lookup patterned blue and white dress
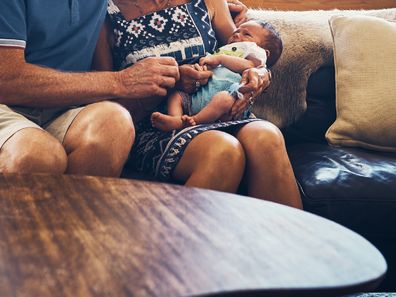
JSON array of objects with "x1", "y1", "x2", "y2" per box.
[{"x1": 107, "y1": 0, "x2": 261, "y2": 180}]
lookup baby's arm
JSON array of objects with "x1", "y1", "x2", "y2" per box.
[{"x1": 200, "y1": 54, "x2": 256, "y2": 74}]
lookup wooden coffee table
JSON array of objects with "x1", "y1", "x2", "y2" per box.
[{"x1": 0, "y1": 174, "x2": 386, "y2": 297}]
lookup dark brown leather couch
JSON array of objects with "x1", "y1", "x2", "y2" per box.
[{"x1": 284, "y1": 66, "x2": 396, "y2": 291}]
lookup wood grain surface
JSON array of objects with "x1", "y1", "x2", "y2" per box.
[
  {"x1": 243, "y1": 0, "x2": 396, "y2": 10},
  {"x1": 0, "y1": 174, "x2": 387, "y2": 297}
]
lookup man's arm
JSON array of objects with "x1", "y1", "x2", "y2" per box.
[
  {"x1": 200, "y1": 54, "x2": 255, "y2": 74},
  {"x1": 0, "y1": 48, "x2": 118, "y2": 107},
  {"x1": 0, "y1": 48, "x2": 179, "y2": 108}
]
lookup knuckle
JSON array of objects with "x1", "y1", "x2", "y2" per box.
[{"x1": 149, "y1": 83, "x2": 158, "y2": 92}]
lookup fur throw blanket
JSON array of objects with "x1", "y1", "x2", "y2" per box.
[{"x1": 249, "y1": 8, "x2": 396, "y2": 127}]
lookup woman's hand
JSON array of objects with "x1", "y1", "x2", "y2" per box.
[
  {"x1": 227, "y1": 0, "x2": 248, "y2": 27},
  {"x1": 176, "y1": 64, "x2": 212, "y2": 94},
  {"x1": 231, "y1": 67, "x2": 271, "y2": 119}
]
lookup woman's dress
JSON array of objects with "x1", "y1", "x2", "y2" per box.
[{"x1": 107, "y1": 0, "x2": 261, "y2": 180}]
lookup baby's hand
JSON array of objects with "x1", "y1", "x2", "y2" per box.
[
  {"x1": 199, "y1": 55, "x2": 221, "y2": 68},
  {"x1": 192, "y1": 63, "x2": 207, "y2": 72}
]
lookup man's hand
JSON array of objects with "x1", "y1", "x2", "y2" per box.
[
  {"x1": 117, "y1": 57, "x2": 180, "y2": 99},
  {"x1": 176, "y1": 64, "x2": 212, "y2": 94},
  {"x1": 231, "y1": 67, "x2": 271, "y2": 119},
  {"x1": 227, "y1": 0, "x2": 248, "y2": 27}
]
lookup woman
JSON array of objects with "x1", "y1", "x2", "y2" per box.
[{"x1": 93, "y1": 0, "x2": 302, "y2": 209}]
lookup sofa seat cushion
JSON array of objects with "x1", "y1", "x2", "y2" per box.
[{"x1": 288, "y1": 143, "x2": 396, "y2": 239}]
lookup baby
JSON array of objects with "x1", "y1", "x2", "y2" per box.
[{"x1": 151, "y1": 19, "x2": 283, "y2": 131}]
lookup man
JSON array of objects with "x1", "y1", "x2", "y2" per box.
[{"x1": 0, "y1": 0, "x2": 252, "y2": 177}]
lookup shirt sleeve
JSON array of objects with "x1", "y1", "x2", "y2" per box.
[{"x1": 0, "y1": 0, "x2": 27, "y2": 48}]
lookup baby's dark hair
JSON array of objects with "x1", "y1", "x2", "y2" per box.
[{"x1": 251, "y1": 19, "x2": 283, "y2": 68}]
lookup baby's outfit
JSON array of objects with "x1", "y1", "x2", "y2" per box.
[{"x1": 185, "y1": 41, "x2": 267, "y2": 119}]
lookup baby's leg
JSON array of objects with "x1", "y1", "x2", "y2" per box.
[
  {"x1": 151, "y1": 91, "x2": 191, "y2": 131},
  {"x1": 192, "y1": 91, "x2": 235, "y2": 125},
  {"x1": 167, "y1": 91, "x2": 184, "y2": 116}
]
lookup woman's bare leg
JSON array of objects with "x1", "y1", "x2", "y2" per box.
[
  {"x1": 173, "y1": 130, "x2": 245, "y2": 192},
  {"x1": 235, "y1": 121, "x2": 302, "y2": 209}
]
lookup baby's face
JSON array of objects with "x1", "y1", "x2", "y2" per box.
[{"x1": 227, "y1": 21, "x2": 267, "y2": 47}]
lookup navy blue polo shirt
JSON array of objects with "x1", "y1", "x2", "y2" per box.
[{"x1": 0, "y1": 0, "x2": 107, "y2": 71}]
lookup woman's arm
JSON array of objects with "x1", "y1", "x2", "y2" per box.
[
  {"x1": 227, "y1": 0, "x2": 249, "y2": 27},
  {"x1": 205, "y1": 0, "x2": 236, "y2": 46},
  {"x1": 176, "y1": 0, "x2": 236, "y2": 93},
  {"x1": 92, "y1": 18, "x2": 114, "y2": 71}
]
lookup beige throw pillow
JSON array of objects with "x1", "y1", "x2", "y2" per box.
[
  {"x1": 247, "y1": 9, "x2": 396, "y2": 127},
  {"x1": 326, "y1": 16, "x2": 396, "y2": 152}
]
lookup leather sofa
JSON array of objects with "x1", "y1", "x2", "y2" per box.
[{"x1": 283, "y1": 66, "x2": 396, "y2": 291}]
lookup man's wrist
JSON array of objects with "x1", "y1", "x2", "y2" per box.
[{"x1": 112, "y1": 70, "x2": 129, "y2": 99}]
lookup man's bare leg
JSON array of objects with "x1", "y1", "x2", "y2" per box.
[
  {"x1": 63, "y1": 101, "x2": 134, "y2": 177},
  {"x1": 0, "y1": 128, "x2": 68, "y2": 174}
]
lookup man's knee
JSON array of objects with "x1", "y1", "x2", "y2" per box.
[
  {"x1": 96, "y1": 101, "x2": 134, "y2": 131},
  {"x1": 64, "y1": 101, "x2": 134, "y2": 175},
  {"x1": 66, "y1": 101, "x2": 134, "y2": 151},
  {"x1": 16, "y1": 143, "x2": 67, "y2": 174},
  {"x1": 108, "y1": 102, "x2": 135, "y2": 145},
  {"x1": 0, "y1": 129, "x2": 67, "y2": 174}
]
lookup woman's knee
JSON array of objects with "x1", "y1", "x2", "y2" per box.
[
  {"x1": 238, "y1": 121, "x2": 285, "y2": 153},
  {"x1": 198, "y1": 131, "x2": 245, "y2": 167},
  {"x1": 0, "y1": 129, "x2": 67, "y2": 174},
  {"x1": 173, "y1": 130, "x2": 245, "y2": 191},
  {"x1": 174, "y1": 130, "x2": 246, "y2": 181}
]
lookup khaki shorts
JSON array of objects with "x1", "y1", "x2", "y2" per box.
[{"x1": 0, "y1": 104, "x2": 85, "y2": 149}]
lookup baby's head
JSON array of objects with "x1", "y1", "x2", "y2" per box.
[{"x1": 228, "y1": 19, "x2": 283, "y2": 67}]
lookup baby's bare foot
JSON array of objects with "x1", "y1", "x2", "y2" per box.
[
  {"x1": 151, "y1": 112, "x2": 187, "y2": 131},
  {"x1": 181, "y1": 115, "x2": 197, "y2": 126}
]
